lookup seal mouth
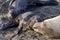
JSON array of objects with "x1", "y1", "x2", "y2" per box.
[
  {"x1": 32, "y1": 23, "x2": 40, "y2": 32},
  {"x1": 33, "y1": 27, "x2": 39, "y2": 32}
]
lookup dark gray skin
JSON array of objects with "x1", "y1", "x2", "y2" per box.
[{"x1": 8, "y1": 0, "x2": 58, "y2": 19}]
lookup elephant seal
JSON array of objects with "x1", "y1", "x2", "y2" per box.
[
  {"x1": 7, "y1": 0, "x2": 58, "y2": 19},
  {"x1": 33, "y1": 15, "x2": 60, "y2": 38}
]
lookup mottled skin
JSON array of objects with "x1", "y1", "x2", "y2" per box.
[{"x1": 33, "y1": 15, "x2": 60, "y2": 38}]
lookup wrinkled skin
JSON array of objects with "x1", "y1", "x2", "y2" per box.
[{"x1": 7, "y1": 0, "x2": 58, "y2": 19}]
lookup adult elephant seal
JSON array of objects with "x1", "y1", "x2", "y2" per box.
[
  {"x1": 33, "y1": 15, "x2": 60, "y2": 38},
  {"x1": 7, "y1": 0, "x2": 58, "y2": 19}
]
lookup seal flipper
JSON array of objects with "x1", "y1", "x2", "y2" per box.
[{"x1": 0, "y1": 20, "x2": 19, "y2": 31}]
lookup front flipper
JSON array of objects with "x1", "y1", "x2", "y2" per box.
[{"x1": 0, "y1": 20, "x2": 19, "y2": 31}]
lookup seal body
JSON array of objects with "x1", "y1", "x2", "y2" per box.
[
  {"x1": 33, "y1": 15, "x2": 60, "y2": 38},
  {"x1": 7, "y1": 0, "x2": 58, "y2": 19}
]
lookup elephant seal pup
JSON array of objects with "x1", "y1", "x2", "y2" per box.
[{"x1": 33, "y1": 15, "x2": 60, "y2": 38}]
